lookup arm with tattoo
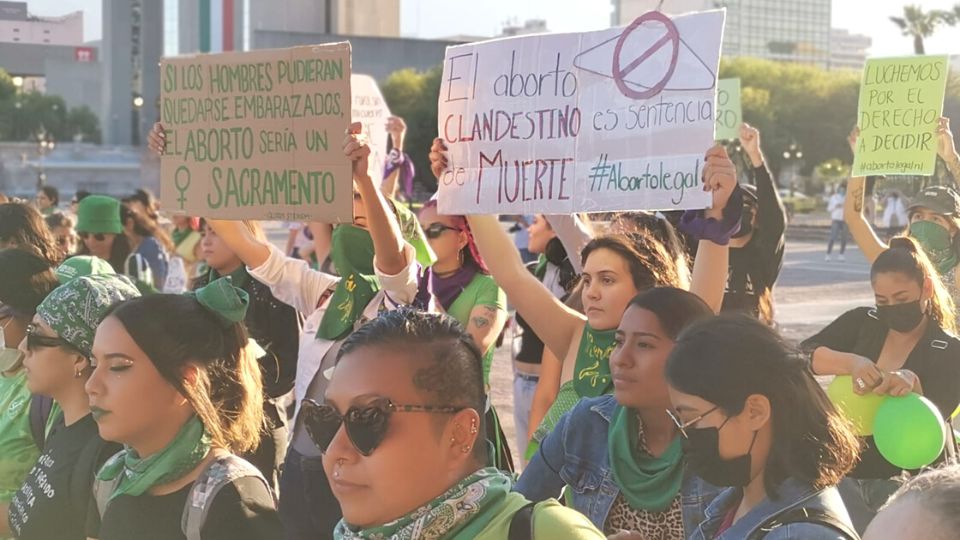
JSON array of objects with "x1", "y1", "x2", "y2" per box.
[{"x1": 466, "y1": 304, "x2": 507, "y2": 356}]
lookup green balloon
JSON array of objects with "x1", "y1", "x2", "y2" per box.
[
  {"x1": 873, "y1": 394, "x2": 945, "y2": 470},
  {"x1": 826, "y1": 375, "x2": 886, "y2": 435}
]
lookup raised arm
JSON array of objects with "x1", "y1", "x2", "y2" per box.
[
  {"x1": 545, "y1": 214, "x2": 594, "y2": 274},
  {"x1": 687, "y1": 145, "x2": 736, "y2": 313},
  {"x1": 430, "y1": 138, "x2": 586, "y2": 361},
  {"x1": 937, "y1": 116, "x2": 960, "y2": 186},
  {"x1": 346, "y1": 122, "x2": 408, "y2": 275},
  {"x1": 844, "y1": 127, "x2": 887, "y2": 263}
]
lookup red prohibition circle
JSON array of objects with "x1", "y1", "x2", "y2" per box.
[{"x1": 612, "y1": 11, "x2": 681, "y2": 100}]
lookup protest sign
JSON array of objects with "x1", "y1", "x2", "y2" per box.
[
  {"x1": 352, "y1": 74, "x2": 392, "y2": 183},
  {"x1": 436, "y1": 9, "x2": 724, "y2": 215},
  {"x1": 715, "y1": 78, "x2": 741, "y2": 141},
  {"x1": 159, "y1": 43, "x2": 353, "y2": 222},
  {"x1": 852, "y1": 55, "x2": 949, "y2": 177}
]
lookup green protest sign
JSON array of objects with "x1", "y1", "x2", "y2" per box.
[
  {"x1": 715, "y1": 78, "x2": 741, "y2": 141},
  {"x1": 159, "y1": 43, "x2": 353, "y2": 222},
  {"x1": 852, "y1": 55, "x2": 948, "y2": 177}
]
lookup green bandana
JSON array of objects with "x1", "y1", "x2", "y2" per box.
[
  {"x1": 318, "y1": 225, "x2": 380, "y2": 341},
  {"x1": 574, "y1": 325, "x2": 617, "y2": 398},
  {"x1": 171, "y1": 228, "x2": 192, "y2": 247},
  {"x1": 911, "y1": 220, "x2": 959, "y2": 275},
  {"x1": 207, "y1": 264, "x2": 250, "y2": 290},
  {"x1": 608, "y1": 406, "x2": 684, "y2": 512},
  {"x1": 334, "y1": 467, "x2": 510, "y2": 540},
  {"x1": 96, "y1": 416, "x2": 211, "y2": 501},
  {"x1": 185, "y1": 277, "x2": 250, "y2": 328},
  {"x1": 526, "y1": 380, "x2": 579, "y2": 460}
]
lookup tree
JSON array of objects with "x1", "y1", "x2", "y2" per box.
[
  {"x1": 0, "y1": 67, "x2": 102, "y2": 143},
  {"x1": 381, "y1": 66, "x2": 443, "y2": 194},
  {"x1": 889, "y1": 5, "x2": 952, "y2": 55}
]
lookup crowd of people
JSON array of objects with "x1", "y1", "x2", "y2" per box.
[{"x1": 0, "y1": 108, "x2": 957, "y2": 540}]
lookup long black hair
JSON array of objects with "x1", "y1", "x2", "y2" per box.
[
  {"x1": 666, "y1": 315, "x2": 860, "y2": 496},
  {"x1": 0, "y1": 203, "x2": 61, "y2": 266}
]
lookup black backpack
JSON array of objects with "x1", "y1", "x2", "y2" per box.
[
  {"x1": 748, "y1": 506, "x2": 861, "y2": 540},
  {"x1": 508, "y1": 502, "x2": 536, "y2": 540}
]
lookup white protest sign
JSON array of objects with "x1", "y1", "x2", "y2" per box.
[
  {"x1": 437, "y1": 10, "x2": 724, "y2": 215},
  {"x1": 352, "y1": 74, "x2": 392, "y2": 182}
]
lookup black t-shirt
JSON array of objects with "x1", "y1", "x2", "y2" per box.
[
  {"x1": 87, "y1": 476, "x2": 282, "y2": 540},
  {"x1": 801, "y1": 307, "x2": 960, "y2": 478},
  {"x1": 8, "y1": 413, "x2": 117, "y2": 540},
  {"x1": 722, "y1": 165, "x2": 787, "y2": 319}
]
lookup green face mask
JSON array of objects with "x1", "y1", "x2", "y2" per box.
[{"x1": 910, "y1": 220, "x2": 959, "y2": 275}]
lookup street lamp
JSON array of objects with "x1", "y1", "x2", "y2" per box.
[
  {"x1": 133, "y1": 95, "x2": 144, "y2": 108},
  {"x1": 11, "y1": 76, "x2": 23, "y2": 90},
  {"x1": 35, "y1": 128, "x2": 56, "y2": 190},
  {"x1": 782, "y1": 143, "x2": 803, "y2": 194}
]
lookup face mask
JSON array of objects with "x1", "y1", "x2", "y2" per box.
[
  {"x1": 910, "y1": 220, "x2": 958, "y2": 275},
  {"x1": 682, "y1": 418, "x2": 757, "y2": 487},
  {"x1": 876, "y1": 300, "x2": 925, "y2": 333}
]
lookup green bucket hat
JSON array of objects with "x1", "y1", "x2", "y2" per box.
[
  {"x1": 36, "y1": 274, "x2": 141, "y2": 356},
  {"x1": 76, "y1": 195, "x2": 123, "y2": 235},
  {"x1": 56, "y1": 256, "x2": 116, "y2": 285}
]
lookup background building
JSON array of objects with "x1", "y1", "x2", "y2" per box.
[
  {"x1": 613, "y1": 0, "x2": 865, "y2": 71},
  {"x1": 0, "y1": 1, "x2": 82, "y2": 45}
]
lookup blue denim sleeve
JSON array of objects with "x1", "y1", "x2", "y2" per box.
[
  {"x1": 138, "y1": 237, "x2": 168, "y2": 288},
  {"x1": 764, "y1": 522, "x2": 851, "y2": 540},
  {"x1": 513, "y1": 410, "x2": 571, "y2": 502}
]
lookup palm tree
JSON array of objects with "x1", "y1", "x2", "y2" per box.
[{"x1": 889, "y1": 5, "x2": 951, "y2": 54}]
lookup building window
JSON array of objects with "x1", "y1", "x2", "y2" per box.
[
  {"x1": 43, "y1": 38, "x2": 50, "y2": 43},
  {"x1": 12, "y1": 28, "x2": 19, "y2": 32},
  {"x1": 43, "y1": 29, "x2": 50, "y2": 34},
  {"x1": 13, "y1": 37, "x2": 19, "y2": 41}
]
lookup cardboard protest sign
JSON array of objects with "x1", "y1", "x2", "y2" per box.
[
  {"x1": 160, "y1": 43, "x2": 353, "y2": 222},
  {"x1": 852, "y1": 55, "x2": 949, "y2": 177},
  {"x1": 436, "y1": 10, "x2": 724, "y2": 215},
  {"x1": 715, "y1": 78, "x2": 741, "y2": 141},
  {"x1": 351, "y1": 74, "x2": 392, "y2": 183}
]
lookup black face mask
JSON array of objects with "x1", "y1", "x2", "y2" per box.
[
  {"x1": 876, "y1": 300, "x2": 925, "y2": 333},
  {"x1": 732, "y1": 205, "x2": 756, "y2": 240},
  {"x1": 682, "y1": 419, "x2": 758, "y2": 487}
]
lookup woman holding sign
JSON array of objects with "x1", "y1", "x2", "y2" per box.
[
  {"x1": 846, "y1": 126, "x2": 960, "y2": 327},
  {"x1": 801, "y1": 237, "x2": 960, "y2": 533},
  {"x1": 148, "y1": 121, "x2": 434, "y2": 540},
  {"x1": 430, "y1": 139, "x2": 738, "y2": 458}
]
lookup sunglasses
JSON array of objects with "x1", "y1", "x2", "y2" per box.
[
  {"x1": 423, "y1": 223, "x2": 460, "y2": 240},
  {"x1": 301, "y1": 397, "x2": 465, "y2": 456},
  {"x1": 666, "y1": 405, "x2": 719, "y2": 439},
  {"x1": 25, "y1": 323, "x2": 75, "y2": 352},
  {"x1": 77, "y1": 232, "x2": 107, "y2": 242}
]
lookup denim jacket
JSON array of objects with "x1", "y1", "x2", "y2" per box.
[
  {"x1": 688, "y1": 478, "x2": 857, "y2": 540},
  {"x1": 514, "y1": 395, "x2": 720, "y2": 534}
]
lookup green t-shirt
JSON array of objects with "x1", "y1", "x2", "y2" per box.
[
  {"x1": 446, "y1": 273, "x2": 506, "y2": 384},
  {"x1": 0, "y1": 372, "x2": 41, "y2": 503}
]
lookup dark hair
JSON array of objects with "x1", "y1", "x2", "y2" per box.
[
  {"x1": 73, "y1": 190, "x2": 91, "y2": 203},
  {"x1": 120, "y1": 204, "x2": 174, "y2": 252},
  {"x1": 580, "y1": 232, "x2": 682, "y2": 291},
  {"x1": 0, "y1": 248, "x2": 59, "y2": 317},
  {"x1": 76, "y1": 228, "x2": 132, "y2": 274},
  {"x1": 666, "y1": 315, "x2": 860, "y2": 496},
  {"x1": 420, "y1": 200, "x2": 488, "y2": 273},
  {"x1": 44, "y1": 212, "x2": 74, "y2": 231},
  {"x1": 0, "y1": 202, "x2": 62, "y2": 266},
  {"x1": 39, "y1": 186, "x2": 59, "y2": 206},
  {"x1": 872, "y1": 236, "x2": 956, "y2": 334},
  {"x1": 123, "y1": 188, "x2": 159, "y2": 222},
  {"x1": 612, "y1": 212, "x2": 690, "y2": 271},
  {"x1": 628, "y1": 287, "x2": 714, "y2": 340},
  {"x1": 337, "y1": 308, "x2": 487, "y2": 463},
  {"x1": 108, "y1": 295, "x2": 264, "y2": 453}
]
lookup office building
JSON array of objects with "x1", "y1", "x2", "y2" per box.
[
  {"x1": 829, "y1": 28, "x2": 871, "y2": 71},
  {"x1": 0, "y1": 1, "x2": 83, "y2": 46},
  {"x1": 613, "y1": 0, "x2": 833, "y2": 68}
]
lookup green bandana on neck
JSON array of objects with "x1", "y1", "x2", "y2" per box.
[
  {"x1": 574, "y1": 325, "x2": 617, "y2": 398},
  {"x1": 334, "y1": 467, "x2": 511, "y2": 540},
  {"x1": 208, "y1": 264, "x2": 250, "y2": 290},
  {"x1": 318, "y1": 225, "x2": 380, "y2": 341},
  {"x1": 608, "y1": 406, "x2": 684, "y2": 512},
  {"x1": 96, "y1": 416, "x2": 211, "y2": 501}
]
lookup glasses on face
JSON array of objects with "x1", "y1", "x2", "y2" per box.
[
  {"x1": 25, "y1": 323, "x2": 75, "y2": 352},
  {"x1": 77, "y1": 232, "x2": 106, "y2": 242},
  {"x1": 666, "y1": 405, "x2": 720, "y2": 439},
  {"x1": 301, "y1": 397, "x2": 465, "y2": 456},
  {"x1": 423, "y1": 223, "x2": 459, "y2": 240}
]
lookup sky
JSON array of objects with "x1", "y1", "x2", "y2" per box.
[{"x1": 22, "y1": 0, "x2": 960, "y2": 57}]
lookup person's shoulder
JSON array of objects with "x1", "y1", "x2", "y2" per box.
[
  {"x1": 203, "y1": 475, "x2": 278, "y2": 526},
  {"x1": 760, "y1": 521, "x2": 853, "y2": 540},
  {"x1": 531, "y1": 499, "x2": 605, "y2": 539}
]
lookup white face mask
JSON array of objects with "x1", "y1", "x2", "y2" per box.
[{"x1": 0, "y1": 319, "x2": 25, "y2": 374}]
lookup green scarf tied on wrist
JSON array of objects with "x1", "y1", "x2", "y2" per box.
[
  {"x1": 334, "y1": 467, "x2": 511, "y2": 540},
  {"x1": 317, "y1": 199, "x2": 435, "y2": 341},
  {"x1": 607, "y1": 405, "x2": 684, "y2": 512},
  {"x1": 96, "y1": 415, "x2": 211, "y2": 501}
]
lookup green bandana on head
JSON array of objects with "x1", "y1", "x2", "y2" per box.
[
  {"x1": 574, "y1": 325, "x2": 617, "y2": 398},
  {"x1": 334, "y1": 467, "x2": 510, "y2": 540},
  {"x1": 607, "y1": 405, "x2": 684, "y2": 512},
  {"x1": 185, "y1": 277, "x2": 250, "y2": 328},
  {"x1": 910, "y1": 220, "x2": 959, "y2": 275},
  {"x1": 96, "y1": 415, "x2": 211, "y2": 501}
]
